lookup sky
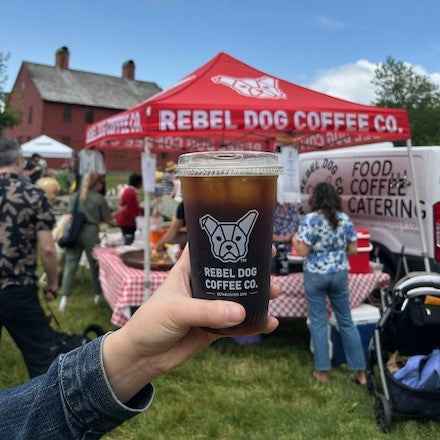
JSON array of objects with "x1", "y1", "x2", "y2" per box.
[{"x1": 3, "y1": 0, "x2": 440, "y2": 105}]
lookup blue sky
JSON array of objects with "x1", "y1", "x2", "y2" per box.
[{"x1": 3, "y1": 0, "x2": 440, "y2": 104}]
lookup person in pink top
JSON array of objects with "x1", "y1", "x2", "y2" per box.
[{"x1": 115, "y1": 173, "x2": 143, "y2": 244}]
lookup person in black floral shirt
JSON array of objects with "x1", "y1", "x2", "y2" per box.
[{"x1": 0, "y1": 139, "x2": 59, "y2": 378}]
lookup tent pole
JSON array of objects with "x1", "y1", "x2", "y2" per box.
[
  {"x1": 143, "y1": 143, "x2": 151, "y2": 300},
  {"x1": 406, "y1": 138, "x2": 430, "y2": 272}
]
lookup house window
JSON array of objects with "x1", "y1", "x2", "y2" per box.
[
  {"x1": 63, "y1": 105, "x2": 72, "y2": 122},
  {"x1": 61, "y1": 137, "x2": 71, "y2": 146},
  {"x1": 28, "y1": 106, "x2": 33, "y2": 124},
  {"x1": 85, "y1": 108, "x2": 94, "y2": 124}
]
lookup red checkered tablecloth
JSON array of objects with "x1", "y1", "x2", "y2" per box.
[
  {"x1": 269, "y1": 271, "x2": 390, "y2": 317},
  {"x1": 94, "y1": 247, "x2": 168, "y2": 327},
  {"x1": 94, "y1": 247, "x2": 390, "y2": 327}
]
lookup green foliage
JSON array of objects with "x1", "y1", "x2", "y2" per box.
[
  {"x1": 0, "y1": 105, "x2": 21, "y2": 136},
  {"x1": 372, "y1": 56, "x2": 440, "y2": 145},
  {"x1": 0, "y1": 51, "x2": 21, "y2": 136},
  {"x1": 0, "y1": 52, "x2": 9, "y2": 92}
]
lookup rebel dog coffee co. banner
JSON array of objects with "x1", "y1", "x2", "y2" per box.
[{"x1": 85, "y1": 52, "x2": 410, "y2": 152}]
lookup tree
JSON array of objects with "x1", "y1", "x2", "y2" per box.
[
  {"x1": 372, "y1": 56, "x2": 440, "y2": 145},
  {"x1": 0, "y1": 51, "x2": 21, "y2": 137}
]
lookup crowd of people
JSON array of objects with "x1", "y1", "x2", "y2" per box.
[{"x1": 0, "y1": 137, "x2": 370, "y2": 437}]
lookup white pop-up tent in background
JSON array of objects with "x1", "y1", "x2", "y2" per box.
[{"x1": 21, "y1": 135, "x2": 73, "y2": 158}]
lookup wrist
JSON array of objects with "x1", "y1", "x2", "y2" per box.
[{"x1": 102, "y1": 330, "x2": 154, "y2": 403}]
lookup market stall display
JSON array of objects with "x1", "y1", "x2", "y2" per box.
[{"x1": 94, "y1": 246, "x2": 390, "y2": 327}]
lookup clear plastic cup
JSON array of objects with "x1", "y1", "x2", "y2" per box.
[{"x1": 176, "y1": 151, "x2": 282, "y2": 333}]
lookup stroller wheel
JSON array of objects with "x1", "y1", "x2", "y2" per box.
[
  {"x1": 375, "y1": 394, "x2": 392, "y2": 433},
  {"x1": 368, "y1": 347, "x2": 377, "y2": 366},
  {"x1": 366, "y1": 370, "x2": 377, "y2": 396}
]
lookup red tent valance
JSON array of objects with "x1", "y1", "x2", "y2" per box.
[{"x1": 85, "y1": 52, "x2": 410, "y2": 153}]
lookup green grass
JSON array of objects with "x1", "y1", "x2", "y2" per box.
[
  {"x1": 105, "y1": 172, "x2": 146, "y2": 202},
  {"x1": 1, "y1": 268, "x2": 440, "y2": 439},
  {"x1": 106, "y1": 172, "x2": 130, "y2": 190}
]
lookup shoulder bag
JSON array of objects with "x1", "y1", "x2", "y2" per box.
[{"x1": 58, "y1": 195, "x2": 86, "y2": 248}]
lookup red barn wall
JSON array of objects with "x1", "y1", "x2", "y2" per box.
[
  {"x1": 4, "y1": 65, "x2": 172, "y2": 172},
  {"x1": 4, "y1": 66, "x2": 44, "y2": 144}
]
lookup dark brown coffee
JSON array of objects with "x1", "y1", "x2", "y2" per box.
[{"x1": 177, "y1": 152, "x2": 281, "y2": 334}]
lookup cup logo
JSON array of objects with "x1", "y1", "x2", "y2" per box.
[{"x1": 199, "y1": 210, "x2": 258, "y2": 263}]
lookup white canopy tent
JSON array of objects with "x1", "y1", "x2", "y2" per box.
[{"x1": 21, "y1": 135, "x2": 73, "y2": 158}]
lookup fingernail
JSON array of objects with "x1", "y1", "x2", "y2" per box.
[{"x1": 226, "y1": 305, "x2": 244, "y2": 323}]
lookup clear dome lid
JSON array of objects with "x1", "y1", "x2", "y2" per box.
[{"x1": 175, "y1": 151, "x2": 283, "y2": 177}]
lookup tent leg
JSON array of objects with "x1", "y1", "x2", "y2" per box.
[
  {"x1": 143, "y1": 140, "x2": 152, "y2": 300},
  {"x1": 406, "y1": 139, "x2": 430, "y2": 273}
]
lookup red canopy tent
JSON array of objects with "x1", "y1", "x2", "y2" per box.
[
  {"x1": 85, "y1": 53, "x2": 431, "y2": 286},
  {"x1": 85, "y1": 52, "x2": 410, "y2": 153}
]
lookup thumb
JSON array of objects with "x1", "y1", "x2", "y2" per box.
[{"x1": 175, "y1": 297, "x2": 246, "y2": 330}]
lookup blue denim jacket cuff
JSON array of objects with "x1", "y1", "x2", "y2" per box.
[{"x1": 60, "y1": 334, "x2": 154, "y2": 434}]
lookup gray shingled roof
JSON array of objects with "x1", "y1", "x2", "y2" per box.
[{"x1": 24, "y1": 62, "x2": 161, "y2": 110}]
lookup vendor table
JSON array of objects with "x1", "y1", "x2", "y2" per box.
[{"x1": 94, "y1": 247, "x2": 390, "y2": 327}]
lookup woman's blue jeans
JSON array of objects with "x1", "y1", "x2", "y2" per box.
[{"x1": 303, "y1": 269, "x2": 366, "y2": 372}]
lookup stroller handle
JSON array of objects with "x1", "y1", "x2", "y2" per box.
[
  {"x1": 406, "y1": 286, "x2": 440, "y2": 298},
  {"x1": 394, "y1": 273, "x2": 440, "y2": 296}
]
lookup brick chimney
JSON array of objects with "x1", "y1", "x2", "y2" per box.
[
  {"x1": 55, "y1": 46, "x2": 70, "y2": 69},
  {"x1": 122, "y1": 60, "x2": 135, "y2": 80}
]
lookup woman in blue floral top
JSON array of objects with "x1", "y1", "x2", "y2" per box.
[{"x1": 292, "y1": 182, "x2": 366, "y2": 385}]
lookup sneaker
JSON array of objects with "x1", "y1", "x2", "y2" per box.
[
  {"x1": 58, "y1": 295, "x2": 69, "y2": 311},
  {"x1": 93, "y1": 294, "x2": 102, "y2": 305}
]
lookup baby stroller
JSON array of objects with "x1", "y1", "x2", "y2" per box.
[{"x1": 366, "y1": 272, "x2": 440, "y2": 432}]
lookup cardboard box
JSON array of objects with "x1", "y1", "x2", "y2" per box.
[{"x1": 329, "y1": 303, "x2": 380, "y2": 367}]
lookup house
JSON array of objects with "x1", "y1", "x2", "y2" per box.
[{"x1": 4, "y1": 46, "x2": 161, "y2": 171}]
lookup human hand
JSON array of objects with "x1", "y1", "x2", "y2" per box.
[
  {"x1": 151, "y1": 243, "x2": 164, "y2": 253},
  {"x1": 43, "y1": 283, "x2": 58, "y2": 301},
  {"x1": 103, "y1": 246, "x2": 280, "y2": 402}
]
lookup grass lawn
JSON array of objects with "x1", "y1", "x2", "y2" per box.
[
  {"x1": 1, "y1": 266, "x2": 440, "y2": 439},
  {"x1": 1, "y1": 174, "x2": 440, "y2": 438}
]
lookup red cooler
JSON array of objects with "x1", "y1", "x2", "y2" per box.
[
  {"x1": 355, "y1": 228, "x2": 370, "y2": 248},
  {"x1": 348, "y1": 228, "x2": 372, "y2": 273}
]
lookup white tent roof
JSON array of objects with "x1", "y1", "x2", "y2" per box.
[{"x1": 21, "y1": 135, "x2": 73, "y2": 158}]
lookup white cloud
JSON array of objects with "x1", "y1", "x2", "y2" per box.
[
  {"x1": 315, "y1": 15, "x2": 347, "y2": 29},
  {"x1": 306, "y1": 60, "x2": 440, "y2": 105},
  {"x1": 411, "y1": 64, "x2": 440, "y2": 88},
  {"x1": 430, "y1": 73, "x2": 440, "y2": 88},
  {"x1": 306, "y1": 60, "x2": 378, "y2": 104}
]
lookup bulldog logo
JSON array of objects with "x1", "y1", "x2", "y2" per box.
[
  {"x1": 199, "y1": 210, "x2": 258, "y2": 263},
  {"x1": 211, "y1": 75, "x2": 286, "y2": 99}
]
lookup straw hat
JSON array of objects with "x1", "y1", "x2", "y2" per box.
[{"x1": 164, "y1": 160, "x2": 177, "y2": 172}]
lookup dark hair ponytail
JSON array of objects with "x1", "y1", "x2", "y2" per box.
[{"x1": 310, "y1": 182, "x2": 342, "y2": 229}]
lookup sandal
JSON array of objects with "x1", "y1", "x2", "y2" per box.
[
  {"x1": 351, "y1": 372, "x2": 367, "y2": 386},
  {"x1": 313, "y1": 370, "x2": 329, "y2": 383}
]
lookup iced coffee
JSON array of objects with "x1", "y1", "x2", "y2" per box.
[{"x1": 176, "y1": 151, "x2": 282, "y2": 333}]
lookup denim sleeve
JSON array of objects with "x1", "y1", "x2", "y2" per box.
[{"x1": 0, "y1": 335, "x2": 154, "y2": 440}]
